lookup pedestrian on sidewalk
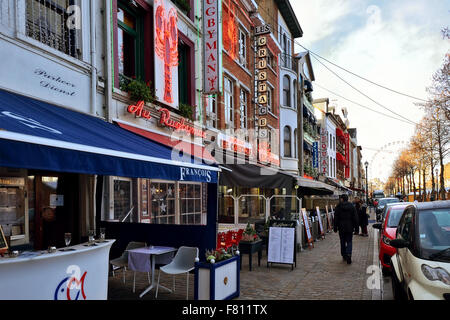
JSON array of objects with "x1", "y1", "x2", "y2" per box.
[
  {"x1": 359, "y1": 202, "x2": 369, "y2": 237},
  {"x1": 353, "y1": 198, "x2": 361, "y2": 235},
  {"x1": 334, "y1": 194, "x2": 358, "y2": 264}
]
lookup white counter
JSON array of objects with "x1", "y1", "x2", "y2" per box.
[{"x1": 0, "y1": 240, "x2": 115, "y2": 300}]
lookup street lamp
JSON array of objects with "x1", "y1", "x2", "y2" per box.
[
  {"x1": 364, "y1": 161, "x2": 369, "y2": 205},
  {"x1": 435, "y1": 168, "x2": 439, "y2": 200}
]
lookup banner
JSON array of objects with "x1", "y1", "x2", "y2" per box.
[
  {"x1": 203, "y1": 0, "x2": 221, "y2": 94},
  {"x1": 312, "y1": 141, "x2": 319, "y2": 168}
]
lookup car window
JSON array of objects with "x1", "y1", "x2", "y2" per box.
[
  {"x1": 398, "y1": 208, "x2": 414, "y2": 241},
  {"x1": 387, "y1": 208, "x2": 405, "y2": 228},
  {"x1": 418, "y1": 209, "x2": 450, "y2": 251}
]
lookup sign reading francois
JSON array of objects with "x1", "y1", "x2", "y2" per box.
[{"x1": 180, "y1": 167, "x2": 215, "y2": 183}]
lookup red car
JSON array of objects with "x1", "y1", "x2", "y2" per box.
[{"x1": 373, "y1": 204, "x2": 409, "y2": 274}]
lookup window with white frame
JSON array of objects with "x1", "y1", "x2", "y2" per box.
[
  {"x1": 179, "y1": 183, "x2": 202, "y2": 225},
  {"x1": 206, "y1": 95, "x2": 217, "y2": 129},
  {"x1": 238, "y1": 28, "x2": 247, "y2": 67},
  {"x1": 26, "y1": 0, "x2": 79, "y2": 58},
  {"x1": 239, "y1": 89, "x2": 247, "y2": 129},
  {"x1": 294, "y1": 128, "x2": 298, "y2": 158},
  {"x1": 224, "y1": 77, "x2": 234, "y2": 128},
  {"x1": 267, "y1": 86, "x2": 273, "y2": 113},
  {"x1": 284, "y1": 126, "x2": 291, "y2": 157},
  {"x1": 150, "y1": 181, "x2": 176, "y2": 224},
  {"x1": 283, "y1": 75, "x2": 291, "y2": 107}
]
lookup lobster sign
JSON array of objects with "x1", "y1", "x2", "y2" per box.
[{"x1": 154, "y1": 0, "x2": 178, "y2": 107}]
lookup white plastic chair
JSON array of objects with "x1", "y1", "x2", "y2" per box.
[
  {"x1": 155, "y1": 246, "x2": 198, "y2": 300},
  {"x1": 109, "y1": 241, "x2": 150, "y2": 292}
]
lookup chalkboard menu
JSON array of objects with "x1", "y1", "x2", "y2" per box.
[{"x1": 0, "y1": 225, "x2": 8, "y2": 252}]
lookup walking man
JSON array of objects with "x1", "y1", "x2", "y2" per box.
[{"x1": 334, "y1": 194, "x2": 358, "y2": 264}]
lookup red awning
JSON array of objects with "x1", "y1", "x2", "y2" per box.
[
  {"x1": 336, "y1": 128, "x2": 344, "y2": 137},
  {"x1": 115, "y1": 121, "x2": 217, "y2": 163},
  {"x1": 336, "y1": 152, "x2": 346, "y2": 162}
]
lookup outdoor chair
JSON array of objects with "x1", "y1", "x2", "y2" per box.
[
  {"x1": 109, "y1": 241, "x2": 150, "y2": 292},
  {"x1": 155, "y1": 246, "x2": 198, "y2": 300}
]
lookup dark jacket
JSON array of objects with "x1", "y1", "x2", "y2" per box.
[
  {"x1": 358, "y1": 205, "x2": 368, "y2": 226},
  {"x1": 334, "y1": 201, "x2": 358, "y2": 233}
]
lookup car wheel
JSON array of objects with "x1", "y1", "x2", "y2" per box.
[{"x1": 391, "y1": 264, "x2": 406, "y2": 300}]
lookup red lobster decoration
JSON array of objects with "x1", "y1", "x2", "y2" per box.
[{"x1": 155, "y1": 0, "x2": 178, "y2": 104}]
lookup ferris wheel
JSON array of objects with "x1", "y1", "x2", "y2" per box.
[{"x1": 368, "y1": 140, "x2": 408, "y2": 182}]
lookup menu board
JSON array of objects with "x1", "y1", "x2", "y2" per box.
[
  {"x1": 301, "y1": 208, "x2": 314, "y2": 248},
  {"x1": 325, "y1": 206, "x2": 332, "y2": 232},
  {"x1": 268, "y1": 227, "x2": 295, "y2": 264},
  {"x1": 0, "y1": 225, "x2": 8, "y2": 252},
  {"x1": 316, "y1": 207, "x2": 325, "y2": 237}
]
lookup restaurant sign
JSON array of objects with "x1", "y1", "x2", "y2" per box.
[
  {"x1": 320, "y1": 128, "x2": 328, "y2": 175},
  {"x1": 217, "y1": 132, "x2": 252, "y2": 156},
  {"x1": 312, "y1": 142, "x2": 319, "y2": 168},
  {"x1": 203, "y1": 0, "x2": 222, "y2": 94}
]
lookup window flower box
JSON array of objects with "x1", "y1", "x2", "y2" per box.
[{"x1": 194, "y1": 255, "x2": 240, "y2": 300}]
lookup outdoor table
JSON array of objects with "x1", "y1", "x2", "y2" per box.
[
  {"x1": 238, "y1": 240, "x2": 263, "y2": 271},
  {"x1": 127, "y1": 246, "x2": 177, "y2": 298}
]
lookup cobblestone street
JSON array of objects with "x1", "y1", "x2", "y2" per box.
[{"x1": 108, "y1": 209, "x2": 385, "y2": 300}]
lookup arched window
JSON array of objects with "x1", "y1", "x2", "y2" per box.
[
  {"x1": 284, "y1": 126, "x2": 291, "y2": 157},
  {"x1": 294, "y1": 129, "x2": 298, "y2": 158},
  {"x1": 283, "y1": 75, "x2": 290, "y2": 107},
  {"x1": 293, "y1": 80, "x2": 297, "y2": 109}
]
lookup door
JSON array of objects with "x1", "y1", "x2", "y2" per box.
[
  {"x1": 33, "y1": 173, "x2": 79, "y2": 250},
  {"x1": 396, "y1": 207, "x2": 415, "y2": 285}
]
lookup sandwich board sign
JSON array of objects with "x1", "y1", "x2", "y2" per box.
[
  {"x1": 301, "y1": 208, "x2": 314, "y2": 249},
  {"x1": 316, "y1": 207, "x2": 325, "y2": 239},
  {"x1": 325, "y1": 205, "x2": 333, "y2": 232}
]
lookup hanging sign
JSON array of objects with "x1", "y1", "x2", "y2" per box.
[
  {"x1": 320, "y1": 127, "x2": 328, "y2": 175},
  {"x1": 301, "y1": 208, "x2": 314, "y2": 249},
  {"x1": 312, "y1": 142, "x2": 319, "y2": 168},
  {"x1": 203, "y1": 0, "x2": 221, "y2": 94},
  {"x1": 344, "y1": 133, "x2": 350, "y2": 178},
  {"x1": 154, "y1": 0, "x2": 179, "y2": 108},
  {"x1": 316, "y1": 207, "x2": 325, "y2": 239}
]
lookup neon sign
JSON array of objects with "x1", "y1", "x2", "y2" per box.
[
  {"x1": 154, "y1": 0, "x2": 178, "y2": 106},
  {"x1": 159, "y1": 108, "x2": 206, "y2": 138},
  {"x1": 223, "y1": 0, "x2": 237, "y2": 60},
  {"x1": 127, "y1": 101, "x2": 152, "y2": 119}
]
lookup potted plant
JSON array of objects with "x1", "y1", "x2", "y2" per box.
[
  {"x1": 194, "y1": 247, "x2": 240, "y2": 300},
  {"x1": 120, "y1": 75, "x2": 154, "y2": 103},
  {"x1": 178, "y1": 103, "x2": 195, "y2": 120},
  {"x1": 241, "y1": 222, "x2": 260, "y2": 242}
]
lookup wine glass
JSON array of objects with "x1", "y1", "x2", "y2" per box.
[
  {"x1": 99, "y1": 228, "x2": 106, "y2": 241},
  {"x1": 64, "y1": 233, "x2": 72, "y2": 247},
  {"x1": 88, "y1": 230, "x2": 95, "y2": 244}
]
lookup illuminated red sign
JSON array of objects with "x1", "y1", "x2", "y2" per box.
[
  {"x1": 127, "y1": 101, "x2": 152, "y2": 119},
  {"x1": 159, "y1": 108, "x2": 206, "y2": 138},
  {"x1": 258, "y1": 141, "x2": 280, "y2": 166}
]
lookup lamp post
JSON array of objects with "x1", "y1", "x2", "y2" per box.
[
  {"x1": 364, "y1": 161, "x2": 369, "y2": 205},
  {"x1": 435, "y1": 168, "x2": 439, "y2": 200}
]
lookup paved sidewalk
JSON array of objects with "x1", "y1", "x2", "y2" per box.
[{"x1": 108, "y1": 208, "x2": 379, "y2": 300}]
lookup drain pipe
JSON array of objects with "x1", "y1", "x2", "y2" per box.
[
  {"x1": 90, "y1": 0, "x2": 97, "y2": 116},
  {"x1": 104, "y1": 0, "x2": 113, "y2": 122}
]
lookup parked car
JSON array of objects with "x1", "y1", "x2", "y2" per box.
[
  {"x1": 376, "y1": 198, "x2": 400, "y2": 221},
  {"x1": 373, "y1": 203, "x2": 410, "y2": 274},
  {"x1": 373, "y1": 190, "x2": 385, "y2": 200},
  {"x1": 389, "y1": 200, "x2": 450, "y2": 300}
]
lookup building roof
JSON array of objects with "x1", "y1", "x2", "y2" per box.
[{"x1": 275, "y1": 0, "x2": 303, "y2": 38}]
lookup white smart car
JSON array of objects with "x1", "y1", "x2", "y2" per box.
[{"x1": 390, "y1": 200, "x2": 450, "y2": 300}]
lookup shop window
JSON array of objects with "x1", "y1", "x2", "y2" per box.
[
  {"x1": 135, "y1": 179, "x2": 206, "y2": 226},
  {"x1": 150, "y1": 181, "x2": 176, "y2": 224},
  {"x1": 113, "y1": 178, "x2": 132, "y2": 222},
  {"x1": 224, "y1": 77, "x2": 234, "y2": 128},
  {"x1": 179, "y1": 183, "x2": 202, "y2": 225},
  {"x1": 239, "y1": 89, "x2": 248, "y2": 129},
  {"x1": 284, "y1": 126, "x2": 291, "y2": 157},
  {"x1": 26, "y1": 0, "x2": 78, "y2": 58},
  {"x1": 283, "y1": 75, "x2": 290, "y2": 107}
]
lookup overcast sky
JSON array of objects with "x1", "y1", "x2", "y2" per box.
[{"x1": 290, "y1": 0, "x2": 449, "y2": 182}]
